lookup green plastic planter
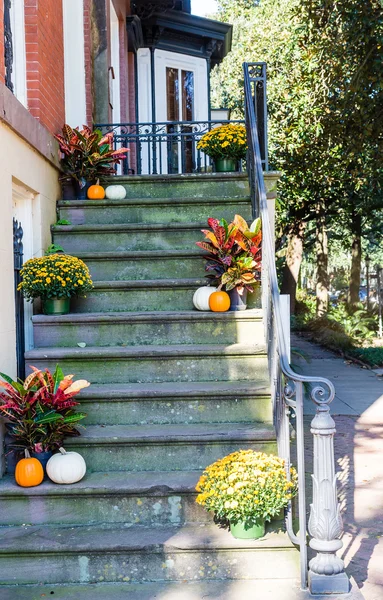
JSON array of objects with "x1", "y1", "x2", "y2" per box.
[
  {"x1": 215, "y1": 158, "x2": 237, "y2": 173},
  {"x1": 42, "y1": 297, "x2": 70, "y2": 315},
  {"x1": 230, "y1": 519, "x2": 266, "y2": 539}
]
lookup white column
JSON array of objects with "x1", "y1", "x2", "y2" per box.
[
  {"x1": 10, "y1": 0, "x2": 27, "y2": 107},
  {"x1": 62, "y1": 0, "x2": 87, "y2": 127},
  {"x1": 109, "y1": 1, "x2": 121, "y2": 125}
]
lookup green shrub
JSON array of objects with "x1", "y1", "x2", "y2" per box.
[{"x1": 348, "y1": 347, "x2": 383, "y2": 367}]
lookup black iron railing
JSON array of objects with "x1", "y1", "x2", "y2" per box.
[
  {"x1": 13, "y1": 218, "x2": 25, "y2": 380},
  {"x1": 94, "y1": 120, "x2": 246, "y2": 176},
  {"x1": 95, "y1": 65, "x2": 268, "y2": 176},
  {"x1": 4, "y1": 0, "x2": 14, "y2": 93}
]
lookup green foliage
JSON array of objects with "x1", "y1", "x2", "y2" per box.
[
  {"x1": 348, "y1": 347, "x2": 383, "y2": 367},
  {"x1": 293, "y1": 291, "x2": 378, "y2": 350},
  {"x1": 54, "y1": 219, "x2": 71, "y2": 226},
  {"x1": 45, "y1": 243, "x2": 65, "y2": 255}
]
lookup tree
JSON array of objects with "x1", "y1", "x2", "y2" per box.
[{"x1": 212, "y1": 0, "x2": 383, "y2": 313}]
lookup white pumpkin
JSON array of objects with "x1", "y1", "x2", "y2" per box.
[
  {"x1": 105, "y1": 185, "x2": 127, "y2": 200},
  {"x1": 193, "y1": 286, "x2": 215, "y2": 311},
  {"x1": 46, "y1": 448, "x2": 86, "y2": 484}
]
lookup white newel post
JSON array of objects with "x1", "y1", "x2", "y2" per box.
[{"x1": 308, "y1": 402, "x2": 350, "y2": 594}]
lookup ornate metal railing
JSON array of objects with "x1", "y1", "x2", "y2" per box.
[
  {"x1": 244, "y1": 62, "x2": 350, "y2": 594},
  {"x1": 13, "y1": 218, "x2": 25, "y2": 380},
  {"x1": 4, "y1": 0, "x2": 14, "y2": 92},
  {"x1": 95, "y1": 120, "x2": 250, "y2": 176}
]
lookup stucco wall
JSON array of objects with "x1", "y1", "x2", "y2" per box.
[{"x1": 0, "y1": 121, "x2": 59, "y2": 380}]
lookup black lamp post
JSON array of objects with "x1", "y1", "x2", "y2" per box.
[{"x1": 366, "y1": 255, "x2": 370, "y2": 310}]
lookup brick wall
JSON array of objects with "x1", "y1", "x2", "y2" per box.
[
  {"x1": 24, "y1": 0, "x2": 65, "y2": 134},
  {"x1": 0, "y1": 2, "x2": 4, "y2": 85}
]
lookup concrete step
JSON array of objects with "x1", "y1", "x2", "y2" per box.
[
  {"x1": 0, "y1": 580, "x2": 364, "y2": 600},
  {"x1": 68, "y1": 279, "x2": 260, "y2": 313},
  {"x1": 52, "y1": 222, "x2": 205, "y2": 254},
  {"x1": 0, "y1": 580, "x2": 301, "y2": 600},
  {"x1": 0, "y1": 470, "x2": 209, "y2": 527},
  {"x1": 57, "y1": 196, "x2": 252, "y2": 226},
  {"x1": 32, "y1": 309, "x2": 264, "y2": 348},
  {"x1": 114, "y1": 172, "x2": 250, "y2": 199},
  {"x1": 72, "y1": 381, "x2": 272, "y2": 425},
  {"x1": 25, "y1": 343, "x2": 268, "y2": 385},
  {"x1": 62, "y1": 423, "x2": 276, "y2": 472},
  {"x1": 0, "y1": 523, "x2": 297, "y2": 585},
  {"x1": 74, "y1": 249, "x2": 206, "y2": 281}
]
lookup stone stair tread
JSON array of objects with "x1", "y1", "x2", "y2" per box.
[
  {"x1": 53, "y1": 222, "x2": 207, "y2": 232},
  {"x1": 25, "y1": 342, "x2": 267, "y2": 360},
  {"x1": 58, "y1": 195, "x2": 250, "y2": 207},
  {"x1": 32, "y1": 309, "x2": 263, "y2": 324},
  {"x1": 64, "y1": 422, "x2": 275, "y2": 445},
  {"x1": 0, "y1": 523, "x2": 294, "y2": 554},
  {"x1": 79, "y1": 380, "x2": 270, "y2": 399},
  {"x1": 0, "y1": 469, "x2": 203, "y2": 497},
  {"x1": 74, "y1": 248, "x2": 205, "y2": 259},
  {"x1": 0, "y1": 579, "x2": 308, "y2": 600},
  {"x1": 91, "y1": 278, "x2": 205, "y2": 289}
]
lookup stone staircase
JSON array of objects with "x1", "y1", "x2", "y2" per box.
[{"x1": 0, "y1": 173, "x2": 299, "y2": 598}]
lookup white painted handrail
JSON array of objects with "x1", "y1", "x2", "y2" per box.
[{"x1": 243, "y1": 62, "x2": 350, "y2": 594}]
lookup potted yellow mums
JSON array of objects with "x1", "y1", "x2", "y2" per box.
[
  {"x1": 196, "y1": 450, "x2": 298, "y2": 539},
  {"x1": 197, "y1": 123, "x2": 247, "y2": 172},
  {"x1": 18, "y1": 254, "x2": 93, "y2": 315}
]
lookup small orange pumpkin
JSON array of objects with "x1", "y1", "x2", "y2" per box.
[
  {"x1": 87, "y1": 179, "x2": 105, "y2": 200},
  {"x1": 209, "y1": 290, "x2": 230, "y2": 312},
  {"x1": 15, "y1": 450, "x2": 44, "y2": 487}
]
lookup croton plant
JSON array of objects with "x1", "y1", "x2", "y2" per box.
[
  {"x1": 0, "y1": 366, "x2": 89, "y2": 453},
  {"x1": 54, "y1": 124, "x2": 129, "y2": 189},
  {"x1": 196, "y1": 214, "x2": 262, "y2": 291}
]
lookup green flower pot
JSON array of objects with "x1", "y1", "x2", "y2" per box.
[
  {"x1": 230, "y1": 519, "x2": 266, "y2": 539},
  {"x1": 215, "y1": 158, "x2": 237, "y2": 173},
  {"x1": 42, "y1": 297, "x2": 70, "y2": 315}
]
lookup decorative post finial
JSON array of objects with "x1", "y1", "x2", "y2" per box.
[{"x1": 308, "y1": 399, "x2": 350, "y2": 594}]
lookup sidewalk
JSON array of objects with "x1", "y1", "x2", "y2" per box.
[{"x1": 292, "y1": 335, "x2": 383, "y2": 600}]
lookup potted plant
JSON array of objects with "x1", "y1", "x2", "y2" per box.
[
  {"x1": 18, "y1": 253, "x2": 93, "y2": 315},
  {"x1": 54, "y1": 125, "x2": 129, "y2": 199},
  {"x1": 0, "y1": 366, "x2": 89, "y2": 474},
  {"x1": 196, "y1": 450, "x2": 298, "y2": 539},
  {"x1": 197, "y1": 124, "x2": 247, "y2": 172},
  {"x1": 196, "y1": 214, "x2": 262, "y2": 311}
]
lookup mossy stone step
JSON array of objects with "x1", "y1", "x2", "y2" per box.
[
  {"x1": 114, "y1": 172, "x2": 250, "y2": 199},
  {"x1": 58, "y1": 196, "x2": 252, "y2": 226},
  {"x1": 25, "y1": 343, "x2": 268, "y2": 385},
  {"x1": 52, "y1": 223, "x2": 205, "y2": 254},
  {"x1": 0, "y1": 470, "x2": 209, "y2": 527},
  {"x1": 32, "y1": 310, "x2": 264, "y2": 348},
  {"x1": 61, "y1": 423, "x2": 276, "y2": 472},
  {"x1": 0, "y1": 579, "x2": 312, "y2": 600},
  {"x1": 67, "y1": 380, "x2": 272, "y2": 426},
  {"x1": 67, "y1": 280, "x2": 260, "y2": 313},
  {"x1": 0, "y1": 523, "x2": 297, "y2": 586},
  {"x1": 74, "y1": 250, "x2": 206, "y2": 281}
]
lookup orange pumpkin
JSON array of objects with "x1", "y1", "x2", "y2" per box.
[
  {"x1": 15, "y1": 450, "x2": 44, "y2": 487},
  {"x1": 209, "y1": 290, "x2": 230, "y2": 312},
  {"x1": 87, "y1": 180, "x2": 105, "y2": 200}
]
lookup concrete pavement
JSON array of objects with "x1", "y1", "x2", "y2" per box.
[{"x1": 293, "y1": 334, "x2": 383, "y2": 600}]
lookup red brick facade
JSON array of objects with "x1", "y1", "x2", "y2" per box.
[
  {"x1": 24, "y1": 0, "x2": 65, "y2": 134},
  {"x1": 0, "y1": 1, "x2": 135, "y2": 134}
]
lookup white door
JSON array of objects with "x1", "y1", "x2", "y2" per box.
[{"x1": 155, "y1": 50, "x2": 208, "y2": 174}]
